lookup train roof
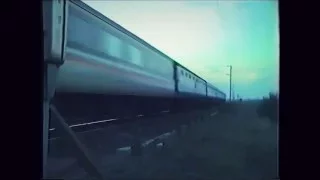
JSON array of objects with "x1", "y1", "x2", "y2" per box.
[{"x1": 73, "y1": 0, "x2": 225, "y2": 95}]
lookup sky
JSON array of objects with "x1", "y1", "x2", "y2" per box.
[{"x1": 83, "y1": 0, "x2": 279, "y2": 99}]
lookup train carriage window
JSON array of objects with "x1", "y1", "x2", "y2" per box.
[
  {"x1": 107, "y1": 34, "x2": 122, "y2": 59},
  {"x1": 144, "y1": 53, "x2": 164, "y2": 76},
  {"x1": 67, "y1": 14, "x2": 98, "y2": 49},
  {"x1": 153, "y1": 56, "x2": 163, "y2": 74},
  {"x1": 144, "y1": 53, "x2": 173, "y2": 77},
  {"x1": 67, "y1": 14, "x2": 84, "y2": 43},
  {"x1": 91, "y1": 27, "x2": 103, "y2": 50},
  {"x1": 143, "y1": 51, "x2": 152, "y2": 69},
  {"x1": 160, "y1": 57, "x2": 172, "y2": 76},
  {"x1": 128, "y1": 44, "x2": 142, "y2": 66},
  {"x1": 100, "y1": 30, "x2": 109, "y2": 52}
]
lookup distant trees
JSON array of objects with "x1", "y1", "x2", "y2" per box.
[{"x1": 256, "y1": 92, "x2": 278, "y2": 121}]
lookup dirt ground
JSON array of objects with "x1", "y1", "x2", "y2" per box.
[{"x1": 50, "y1": 101, "x2": 278, "y2": 180}]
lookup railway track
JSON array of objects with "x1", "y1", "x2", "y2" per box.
[
  {"x1": 46, "y1": 108, "x2": 218, "y2": 178},
  {"x1": 48, "y1": 111, "x2": 170, "y2": 139},
  {"x1": 48, "y1": 107, "x2": 207, "y2": 140}
]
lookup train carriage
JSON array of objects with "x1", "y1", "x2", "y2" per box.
[
  {"x1": 45, "y1": 0, "x2": 226, "y2": 125},
  {"x1": 57, "y1": 0, "x2": 176, "y2": 97}
]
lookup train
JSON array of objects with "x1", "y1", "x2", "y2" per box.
[{"x1": 43, "y1": 0, "x2": 226, "y2": 125}]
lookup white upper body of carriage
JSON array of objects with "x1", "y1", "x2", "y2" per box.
[
  {"x1": 176, "y1": 66, "x2": 206, "y2": 96},
  {"x1": 207, "y1": 84, "x2": 224, "y2": 99},
  {"x1": 56, "y1": 1, "x2": 176, "y2": 97}
]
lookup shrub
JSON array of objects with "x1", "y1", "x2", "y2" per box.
[{"x1": 256, "y1": 92, "x2": 278, "y2": 121}]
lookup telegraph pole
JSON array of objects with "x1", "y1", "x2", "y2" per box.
[
  {"x1": 232, "y1": 89, "x2": 235, "y2": 100},
  {"x1": 232, "y1": 82, "x2": 235, "y2": 100},
  {"x1": 226, "y1": 65, "x2": 232, "y2": 102}
]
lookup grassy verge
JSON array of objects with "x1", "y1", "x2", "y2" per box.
[
  {"x1": 97, "y1": 102, "x2": 278, "y2": 179},
  {"x1": 48, "y1": 102, "x2": 278, "y2": 179}
]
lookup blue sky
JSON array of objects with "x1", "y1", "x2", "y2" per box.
[{"x1": 83, "y1": 0, "x2": 279, "y2": 99}]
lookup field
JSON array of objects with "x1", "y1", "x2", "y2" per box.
[{"x1": 47, "y1": 100, "x2": 278, "y2": 180}]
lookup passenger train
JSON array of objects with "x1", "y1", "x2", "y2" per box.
[{"x1": 43, "y1": 0, "x2": 226, "y2": 124}]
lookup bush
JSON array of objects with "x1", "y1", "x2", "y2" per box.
[{"x1": 256, "y1": 92, "x2": 278, "y2": 121}]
